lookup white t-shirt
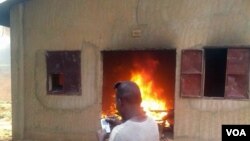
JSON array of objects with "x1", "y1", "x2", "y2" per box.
[{"x1": 109, "y1": 116, "x2": 159, "y2": 141}]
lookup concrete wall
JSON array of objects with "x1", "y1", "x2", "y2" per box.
[{"x1": 10, "y1": 0, "x2": 250, "y2": 141}]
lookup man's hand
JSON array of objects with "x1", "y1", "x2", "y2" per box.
[
  {"x1": 97, "y1": 129, "x2": 108, "y2": 141},
  {"x1": 106, "y1": 117, "x2": 122, "y2": 129}
]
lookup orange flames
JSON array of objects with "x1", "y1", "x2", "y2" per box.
[
  {"x1": 102, "y1": 57, "x2": 171, "y2": 127},
  {"x1": 130, "y1": 71, "x2": 169, "y2": 126}
]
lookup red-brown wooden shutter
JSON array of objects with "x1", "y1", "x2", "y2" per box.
[
  {"x1": 181, "y1": 50, "x2": 203, "y2": 97},
  {"x1": 225, "y1": 48, "x2": 250, "y2": 99}
]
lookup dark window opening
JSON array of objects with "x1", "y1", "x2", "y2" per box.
[
  {"x1": 49, "y1": 73, "x2": 64, "y2": 92},
  {"x1": 181, "y1": 48, "x2": 250, "y2": 99},
  {"x1": 46, "y1": 51, "x2": 81, "y2": 95},
  {"x1": 204, "y1": 48, "x2": 227, "y2": 97}
]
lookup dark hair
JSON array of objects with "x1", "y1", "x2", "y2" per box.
[{"x1": 114, "y1": 81, "x2": 142, "y2": 105}]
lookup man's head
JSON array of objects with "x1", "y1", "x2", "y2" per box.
[{"x1": 114, "y1": 81, "x2": 142, "y2": 119}]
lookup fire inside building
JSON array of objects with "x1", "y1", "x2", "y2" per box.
[
  {"x1": 1, "y1": 0, "x2": 250, "y2": 141},
  {"x1": 102, "y1": 50, "x2": 176, "y2": 139}
]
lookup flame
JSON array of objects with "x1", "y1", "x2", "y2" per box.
[
  {"x1": 101, "y1": 58, "x2": 171, "y2": 127},
  {"x1": 130, "y1": 71, "x2": 169, "y2": 127}
]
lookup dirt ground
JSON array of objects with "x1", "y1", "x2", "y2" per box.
[
  {"x1": 0, "y1": 100, "x2": 11, "y2": 141},
  {"x1": 0, "y1": 68, "x2": 11, "y2": 141}
]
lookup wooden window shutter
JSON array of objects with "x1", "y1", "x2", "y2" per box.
[
  {"x1": 225, "y1": 48, "x2": 250, "y2": 99},
  {"x1": 180, "y1": 50, "x2": 203, "y2": 97}
]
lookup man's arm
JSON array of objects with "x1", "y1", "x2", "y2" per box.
[{"x1": 97, "y1": 129, "x2": 108, "y2": 141}]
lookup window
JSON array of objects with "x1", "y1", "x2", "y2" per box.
[
  {"x1": 204, "y1": 49, "x2": 227, "y2": 97},
  {"x1": 46, "y1": 51, "x2": 81, "y2": 95},
  {"x1": 181, "y1": 48, "x2": 250, "y2": 99},
  {"x1": 48, "y1": 73, "x2": 64, "y2": 92}
]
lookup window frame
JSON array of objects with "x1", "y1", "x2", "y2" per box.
[
  {"x1": 225, "y1": 48, "x2": 250, "y2": 99},
  {"x1": 46, "y1": 50, "x2": 81, "y2": 95},
  {"x1": 180, "y1": 49, "x2": 204, "y2": 98},
  {"x1": 180, "y1": 48, "x2": 250, "y2": 99}
]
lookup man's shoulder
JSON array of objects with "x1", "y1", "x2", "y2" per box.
[
  {"x1": 109, "y1": 123, "x2": 126, "y2": 141},
  {"x1": 112, "y1": 123, "x2": 126, "y2": 132},
  {"x1": 146, "y1": 116, "x2": 158, "y2": 123}
]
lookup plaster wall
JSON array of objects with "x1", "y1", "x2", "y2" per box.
[{"x1": 10, "y1": 0, "x2": 250, "y2": 141}]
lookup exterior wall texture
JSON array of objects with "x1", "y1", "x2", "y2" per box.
[{"x1": 11, "y1": 0, "x2": 250, "y2": 141}]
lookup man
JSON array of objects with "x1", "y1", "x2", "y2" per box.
[{"x1": 98, "y1": 81, "x2": 160, "y2": 141}]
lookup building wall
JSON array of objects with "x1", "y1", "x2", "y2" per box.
[{"x1": 10, "y1": 0, "x2": 250, "y2": 141}]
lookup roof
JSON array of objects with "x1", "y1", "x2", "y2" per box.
[{"x1": 0, "y1": 0, "x2": 26, "y2": 27}]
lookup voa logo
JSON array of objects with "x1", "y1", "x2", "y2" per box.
[{"x1": 226, "y1": 129, "x2": 246, "y2": 136}]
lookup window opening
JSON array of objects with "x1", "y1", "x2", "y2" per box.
[
  {"x1": 46, "y1": 51, "x2": 81, "y2": 95},
  {"x1": 48, "y1": 73, "x2": 65, "y2": 92},
  {"x1": 204, "y1": 48, "x2": 227, "y2": 97}
]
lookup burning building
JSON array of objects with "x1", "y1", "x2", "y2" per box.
[
  {"x1": 6, "y1": 0, "x2": 250, "y2": 141},
  {"x1": 102, "y1": 50, "x2": 175, "y2": 130}
]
